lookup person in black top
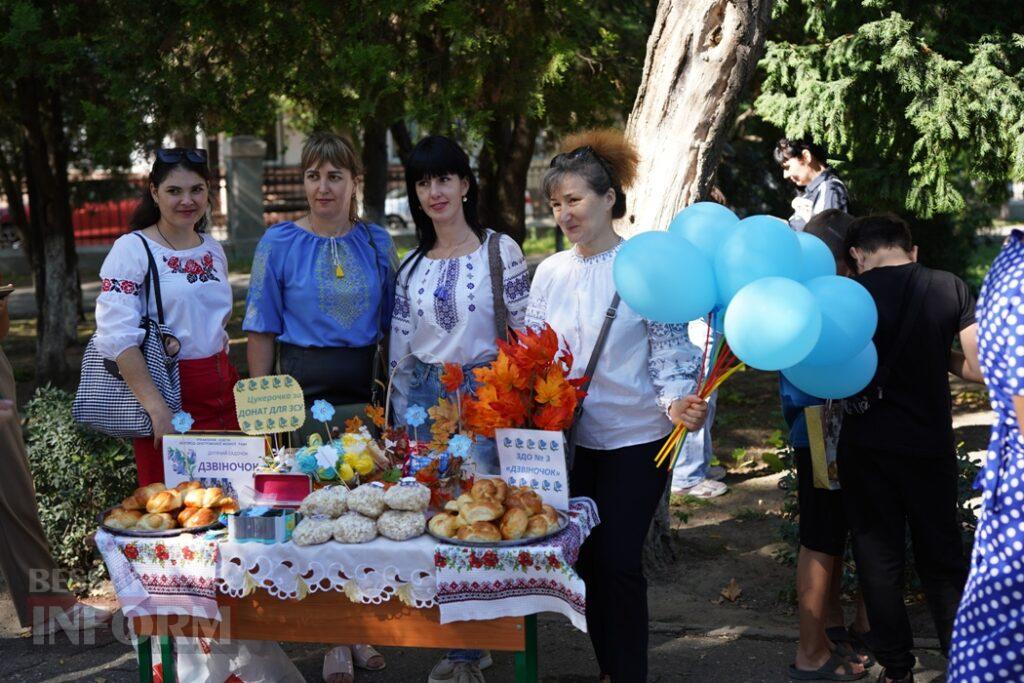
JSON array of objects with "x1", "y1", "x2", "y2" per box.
[
  {"x1": 839, "y1": 214, "x2": 982, "y2": 683},
  {"x1": 775, "y1": 138, "x2": 849, "y2": 231}
]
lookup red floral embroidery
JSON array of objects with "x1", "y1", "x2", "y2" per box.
[
  {"x1": 163, "y1": 252, "x2": 220, "y2": 284},
  {"x1": 434, "y1": 551, "x2": 447, "y2": 568},
  {"x1": 483, "y1": 550, "x2": 499, "y2": 568},
  {"x1": 101, "y1": 278, "x2": 141, "y2": 296},
  {"x1": 469, "y1": 552, "x2": 483, "y2": 569},
  {"x1": 517, "y1": 551, "x2": 533, "y2": 568},
  {"x1": 547, "y1": 554, "x2": 561, "y2": 569},
  {"x1": 154, "y1": 544, "x2": 170, "y2": 561},
  {"x1": 123, "y1": 544, "x2": 139, "y2": 560},
  {"x1": 182, "y1": 547, "x2": 195, "y2": 561}
]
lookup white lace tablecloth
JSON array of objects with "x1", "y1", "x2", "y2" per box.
[{"x1": 96, "y1": 497, "x2": 598, "y2": 631}]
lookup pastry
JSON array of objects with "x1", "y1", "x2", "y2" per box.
[
  {"x1": 123, "y1": 482, "x2": 166, "y2": 510},
  {"x1": 506, "y1": 490, "x2": 543, "y2": 515},
  {"x1": 428, "y1": 511, "x2": 460, "y2": 538},
  {"x1": 538, "y1": 504, "x2": 560, "y2": 533},
  {"x1": 377, "y1": 510, "x2": 426, "y2": 541},
  {"x1": 443, "y1": 499, "x2": 461, "y2": 513},
  {"x1": 471, "y1": 478, "x2": 501, "y2": 501},
  {"x1": 292, "y1": 517, "x2": 334, "y2": 546},
  {"x1": 182, "y1": 507, "x2": 218, "y2": 528},
  {"x1": 499, "y1": 507, "x2": 529, "y2": 540},
  {"x1": 454, "y1": 493, "x2": 474, "y2": 510},
  {"x1": 347, "y1": 483, "x2": 387, "y2": 518},
  {"x1": 216, "y1": 497, "x2": 240, "y2": 514},
  {"x1": 383, "y1": 481, "x2": 431, "y2": 512},
  {"x1": 524, "y1": 515, "x2": 549, "y2": 538},
  {"x1": 136, "y1": 512, "x2": 175, "y2": 531},
  {"x1": 184, "y1": 487, "x2": 225, "y2": 509},
  {"x1": 174, "y1": 480, "x2": 202, "y2": 492},
  {"x1": 299, "y1": 487, "x2": 348, "y2": 518},
  {"x1": 332, "y1": 512, "x2": 378, "y2": 543},
  {"x1": 120, "y1": 494, "x2": 144, "y2": 511},
  {"x1": 177, "y1": 507, "x2": 200, "y2": 526},
  {"x1": 146, "y1": 490, "x2": 183, "y2": 514},
  {"x1": 456, "y1": 521, "x2": 501, "y2": 543},
  {"x1": 490, "y1": 478, "x2": 509, "y2": 503},
  {"x1": 103, "y1": 508, "x2": 142, "y2": 530},
  {"x1": 462, "y1": 500, "x2": 503, "y2": 523}
]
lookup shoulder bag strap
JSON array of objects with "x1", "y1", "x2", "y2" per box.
[
  {"x1": 360, "y1": 222, "x2": 389, "y2": 406},
  {"x1": 874, "y1": 265, "x2": 933, "y2": 397},
  {"x1": 574, "y1": 293, "x2": 621, "y2": 415},
  {"x1": 487, "y1": 231, "x2": 509, "y2": 342},
  {"x1": 135, "y1": 232, "x2": 165, "y2": 325}
]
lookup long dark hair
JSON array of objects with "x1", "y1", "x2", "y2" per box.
[
  {"x1": 397, "y1": 135, "x2": 485, "y2": 282},
  {"x1": 129, "y1": 151, "x2": 213, "y2": 232}
]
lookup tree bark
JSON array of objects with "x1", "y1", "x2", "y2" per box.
[
  {"x1": 17, "y1": 75, "x2": 81, "y2": 385},
  {"x1": 389, "y1": 121, "x2": 414, "y2": 166},
  {"x1": 361, "y1": 120, "x2": 389, "y2": 226},
  {"x1": 627, "y1": 0, "x2": 773, "y2": 568},
  {"x1": 0, "y1": 144, "x2": 30, "y2": 252},
  {"x1": 476, "y1": 114, "x2": 538, "y2": 244},
  {"x1": 623, "y1": 0, "x2": 772, "y2": 237}
]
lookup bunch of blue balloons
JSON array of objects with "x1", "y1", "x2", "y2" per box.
[{"x1": 612, "y1": 202, "x2": 878, "y2": 399}]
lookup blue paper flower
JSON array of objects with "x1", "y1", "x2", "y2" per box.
[
  {"x1": 311, "y1": 399, "x2": 335, "y2": 423},
  {"x1": 296, "y1": 452, "x2": 318, "y2": 474},
  {"x1": 407, "y1": 454, "x2": 432, "y2": 475},
  {"x1": 171, "y1": 411, "x2": 194, "y2": 434},
  {"x1": 448, "y1": 434, "x2": 472, "y2": 459},
  {"x1": 404, "y1": 405, "x2": 427, "y2": 428}
]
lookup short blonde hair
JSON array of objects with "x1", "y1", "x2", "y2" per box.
[{"x1": 301, "y1": 132, "x2": 362, "y2": 224}]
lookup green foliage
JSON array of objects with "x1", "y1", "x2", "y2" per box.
[{"x1": 23, "y1": 386, "x2": 135, "y2": 588}]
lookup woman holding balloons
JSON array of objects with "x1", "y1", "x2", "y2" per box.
[{"x1": 526, "y1": 129, "x2": 708, "y2": 682}]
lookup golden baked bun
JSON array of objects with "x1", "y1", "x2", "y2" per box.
[
  {"x1": 137, "y1": 483, "x2": 167, "y2": 502},
  {"x1": 428, "y1": 512, "x2": 460, "y2": 538},
  {"x1": 216, "y1": 497, "x2": 239, "y2": 514},
  {"x1": 182, "y1": 507, "x2": 218, "y2": 528},
  {"x1": 443, "y1": 499, "x2": 461, "y2": 513},
  {"x1": 490, "y1": 479, "x2": 509, "y2": 503},
  {"x1": 471, "y1": 478, "x2": 499, "y2": 501},
  {"x1": 177, "y1": 507, "x2": 200, "y2": 526},
  {"x1": 524, "y1": 515, "x2": 549, "y2": 538},
  {"x1": 184, "y1": 487, "x2": 224, "y2": 509},
  {"x1": 456, "y1": 521, "x2": 501, "y2": 542},
  {"x1": 462, "y1": 499, "x2": 503, "y2": 523},
  {"x1": 454, "y1": 493, "x2": 474, "y2": 510},
  {"x1": 121, "y1": 494, "x2": 144, "y2": 511},
  {"x1": 453, "y1": 511, "x2": 470, "y2": 530},
  {"x1": 499, "y1": 507, "x2": 529, "y2": 540},
  {"x1": 103, "y1": 508, "x2": 143, "y2": 530},
  {"x1": 174, "y1": 480, "x2": 202, "y2": 492},
  {"x1": 146, "y1": 490, "x2": 183, "y2": 514},
  {"x1": 506, "y1": 490, "x2": 543, "y2": 515},
  {"x1": 538, "y1": 504, "x2": 560, "y2": 531},
  {"x1": 137, "y1": 512, "x2": 176, "y2": 531}
]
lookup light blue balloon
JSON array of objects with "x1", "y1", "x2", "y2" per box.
[
  {"x1": 613, "y1": 231, "x2": 716, "y2": 323},
  {"x1": 667, "y1": 202, "x2": 740, "y2": 263},
  {"x1": 714, "y1": 215, "x2": 802, "y2": 306},
  {"x1": 801, "y1": 276, "x2": 878, "y2": 366},
  {"x1": 783, "y1": 342, "x2": 878, "y2": 399},
  {"x1": 796, "y1": 231, "x2": 836, "y2": 281},
  {"x1": 724, "y1": 277, "x2": 822, "y2": 371}
]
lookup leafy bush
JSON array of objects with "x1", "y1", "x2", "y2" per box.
[{"x1": 23, "y1": 385, "x2": 135, "y2": 589}]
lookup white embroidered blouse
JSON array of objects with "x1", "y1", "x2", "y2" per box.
[
  {"x1": 94, "y1": 232, "x2": 232, "y2": 361},
  {"x1": 526, "y1": 242, "x2": 702, "y2": 451},
  {"x1": 389, "y1": 230, "x2": 529, "y2": 413}
]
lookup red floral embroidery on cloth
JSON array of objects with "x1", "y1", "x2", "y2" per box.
[
  {"x1": 437, "y1": 577, "x2": 586, "y2": 615},
  {"x1": 101, "y1": 278, "x2": 141, "y2": 295},
  {"x1": 164, "y1": 252, "x2": 220, "y2": 283}
]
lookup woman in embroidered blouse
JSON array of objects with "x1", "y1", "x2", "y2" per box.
[
  {"x1": 389, "y1": 135, "x2": 528, "y2": 682},
  {"x1": 94, "y1": 149, "x2": 238, "y2": 486},
  {"x1": 526, "y1": 130, "x2": 708, "y2": 682},
  {"x1": 244, "y1": 132, "x2": 393, "y2": 683}
]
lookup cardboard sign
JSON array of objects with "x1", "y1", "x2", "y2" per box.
[
  {"x1": 233, "y1": 374, "x2": 306, "y2": 435},
  {"x1": 495, "y1": 428, "x2": 569, "y2": 510},
  {"x1": 163, "y1": 434, "x2": 268, "y2": 505}
]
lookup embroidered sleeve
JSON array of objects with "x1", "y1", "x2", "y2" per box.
[
  {"x1": 499, "y1": 234, "x2": 530, "y2": 330},
  {"x1": 243, "y1": 236, "x2": 284, "y2": 335},
  {"x1": 388, "y1": 256, "x2": 417, "y2": 420},
  {"x1": 646, "y1": 320, "x2": 701, "y2": 413},
  {"x1": 94, "y1": 236, "x2": 149, "y2": 360}
]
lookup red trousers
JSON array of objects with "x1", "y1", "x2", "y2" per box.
[{"x1": 133, "y1": 351, "x2": 240, "y2": 486}]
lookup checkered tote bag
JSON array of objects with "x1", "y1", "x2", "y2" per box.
[{"x1": 73, "y1": 233, "x2": 182, "y2": 438}]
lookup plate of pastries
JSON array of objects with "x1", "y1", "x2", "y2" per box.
[
  {"x1": 427, "y1": 478, "x2": 567, "y2": 546},
  {"x1": 99, "y1": 481, "x2": 240, "y2": 537}
]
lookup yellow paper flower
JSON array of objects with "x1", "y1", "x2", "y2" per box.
[
  {"x1": 338, "y1": 462, "x2": 355, "y2": 482},
  {"x1": 342, "y1": 433, "x2": 367, "y2": 456},
  {"x1": 354, "y1": 454, "x2": 374, "y2": 475}
]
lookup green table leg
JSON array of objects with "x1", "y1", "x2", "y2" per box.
[
  {"x1": 137, "y1": 635, "x2": 152, "y2": 683},
  {"x1": 513, "y1": 615, "x2": 539, "y2": 683},
  {"x1": 160, "y1": 635, "x2": 174, "y2": 682}
]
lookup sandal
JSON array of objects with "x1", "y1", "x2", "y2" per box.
[
  {"x1": 351, "y1": 643, "x2": 386, "y2": 671},
  {"x1": 789, "y1": 652, "x2": 867, "y2": 681},
  {"x1": 323, "y1": 645, "x2": 354, "y2": 683},
  {"x1": 826, "y1": 626, "x2": 876, "y2": 668}
]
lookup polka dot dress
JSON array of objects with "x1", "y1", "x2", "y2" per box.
[{"x1": 949, "y1": 231, "x2": 1024, "y2": 682}]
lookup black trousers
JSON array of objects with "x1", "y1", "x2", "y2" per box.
[
  {"x1": 837, "y1": 441, "x2": 968, "y2": 677},
  {"x1": 570, "y1": 437, "x2": 668, "y2": 682}
]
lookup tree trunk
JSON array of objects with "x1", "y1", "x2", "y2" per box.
[
  {"x1": 361, "y1": 120, "x2": 389, "y2": 226},
  {"x1": 17, "y1": 76, "x2": 81, "y2": 385},
  {"x1": 623, "y1": 0, "x2": 772, "y2": 236},
  {"x1": 628, "y1": 0, "x2": 773, "y2": 567},
  {"x1": 389, "y1": 121, "x2": 414, "y2": 166},
  {"x1": 476, "y1": 114, "x2": 538, "y2": 244},
  {"x1": 0, "y1": 144, "x2": 30, "y2": 253}
]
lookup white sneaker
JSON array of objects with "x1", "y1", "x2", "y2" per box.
[
  {"x1": 428, "y1": 652, "x2": 493, "y2": 682},
  {"x1": 33, "y1": 602, "x2": 112, "y2": 638},
  {"x1": 679, "y1": 479, "x2": 728, "y2": 498},
  {"x1": 708, "y1": 465, "x2": 727, "y2": 481}
]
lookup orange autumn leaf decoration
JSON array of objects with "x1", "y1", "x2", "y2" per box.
[
  {"x1": 462, "y1": 323, "x2": 586, "y2": 436},
  {"x1": 344, "y1": 415, "x2": 364, "y2": 433},
  {"x1": 364, "y1": 405, "x2": 386, "y2": 428},
  {"x1": 440, "y1": 363, "x2": 464, "y2": 394}
]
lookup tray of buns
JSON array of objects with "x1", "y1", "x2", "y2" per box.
[
  {"x1": 98, "y1": 481, "x2": 239, "y2": 537},
  {"x1": 426, "y1": 479, "x2": 569, "y2": 547}
]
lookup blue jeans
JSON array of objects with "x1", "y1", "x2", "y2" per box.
[
  {"x1": 670, "y1": 390, "x2": 717, "y2": 489},
  {"x1": 403, "y1": 359, "x2": 499, "y2": 476}
]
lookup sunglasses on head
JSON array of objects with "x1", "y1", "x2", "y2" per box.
[
  {"x1": 156, "y1": 148, "x2": 208, "y2": 164},
  {"x1": 549, "y1": 145, "x2": 596, "y2": 168}
]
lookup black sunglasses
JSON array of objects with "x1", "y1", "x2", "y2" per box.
[
  {"x1": 549, "y1": 145, "x2": 595, "y2": 168},
  {"x1": 156, "y1": 148, "x2": 209, "y2": 164}
]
